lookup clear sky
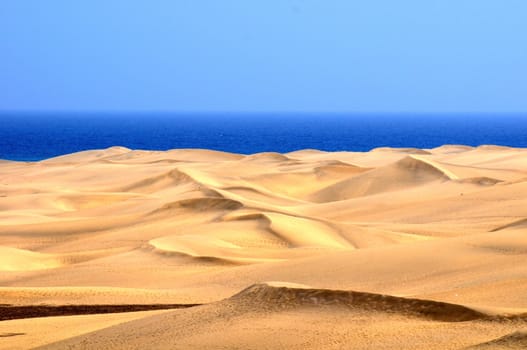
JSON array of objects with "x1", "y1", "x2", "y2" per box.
[{"x1": 1, "y1": 1, "x2": 526, "y2": 113}]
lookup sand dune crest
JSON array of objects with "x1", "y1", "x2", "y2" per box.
[
  {"x1": 310, "y1": 155, "x2": 451, "y2": 202},
  {"x1": 229, "y1": 283, "x2": 488, "y2": 322}
]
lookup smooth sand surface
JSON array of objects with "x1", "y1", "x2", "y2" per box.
[{"x1": 1, "y1": 146, "x2": 527, "y2": 349}]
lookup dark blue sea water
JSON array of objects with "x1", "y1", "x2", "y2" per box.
[{"x1": 1, "y1": 113, "x2": 526, "y2": 161}]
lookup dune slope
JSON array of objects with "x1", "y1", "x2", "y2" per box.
[{"x1": 36, "y1": 283, "x2": 526, "y2": 350}]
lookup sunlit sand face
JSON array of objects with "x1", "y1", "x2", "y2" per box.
[{"x1": 1, "y1": 145, "x2": 527, "y2": 349}]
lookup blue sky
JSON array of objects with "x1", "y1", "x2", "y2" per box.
[{"x1": 1, "y1": 1, "x2": 526, "y2": 113}]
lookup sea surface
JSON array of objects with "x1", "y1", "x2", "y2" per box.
[{"x1": 1, "y1": 113, "x2": 526, "y2": 161}]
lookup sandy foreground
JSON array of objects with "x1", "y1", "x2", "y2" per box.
[{"x1": 0, "y1": 145, "x2": 526, "y2": 349}]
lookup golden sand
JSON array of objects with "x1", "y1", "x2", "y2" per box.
[{"x1": 1, "y1": 146, "x2": 526, "y2": 349}]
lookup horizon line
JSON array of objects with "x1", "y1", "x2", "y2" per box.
[{"x1": 1, "y1": 110, "x2": 527, "y2": 116}]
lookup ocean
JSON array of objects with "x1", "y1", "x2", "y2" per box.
[{"x1": 1, "y1": 113, "x2": 526, "y2": 161}]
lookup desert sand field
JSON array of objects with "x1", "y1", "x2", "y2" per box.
[{"x1": 1, "y1": 145, "x2": 526, "y2": 349}]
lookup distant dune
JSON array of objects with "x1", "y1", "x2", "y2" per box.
[{"x1": 1, "y1": 146, "x2": 527, "y2": 349}]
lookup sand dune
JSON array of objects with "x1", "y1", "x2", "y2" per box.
[
  {"x1": 34, "y1": 283, "x2": 526, "y2": 350},
  {"x1": 118, "y1": 168, "x2": 198, "y2": 193},
  {"x1": 1, "y1": 146, "x2": 527, "y2": 349},
  {"x1": 490, "y1": 218, "x2": 527, "y2": 232},
  {"x1": 371, "y1": 146, "x2": 433, "y2": 155},
  {"x1": 467, "y1": 331, "x2": 527, "y2": 349},
  {"x1": 310, "y1": 155, "x2": 451, "y2": 202},
  {"x1": 229, "y1": 282, "x2": 490, "y2": 322},
  {"x1": 0, "y1": 247, "x2": 61, "y2": 271}
]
